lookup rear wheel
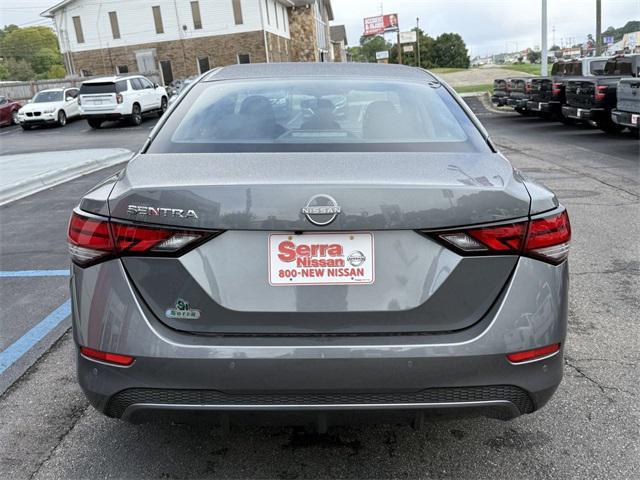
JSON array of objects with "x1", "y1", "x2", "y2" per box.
[
  {"x1": 158, "y1": 97, "x2": 168, "y2": 117},
  {"x1": 596, "y1": 114, "x2": 625, "y2": 134},
  {"x1": 514, "y1": 107, "x2": 528, "y2": 116},
  {"x1": 11, "y1": 110, "x2": 19, "y2": 125},
  {"x1": 87, "y1": 119, "x2": 103, "y2": 129},
  {"x1": 57, "y1": 110, "x2": 67, "y2": 127},
  {"x1": 129, "y1": 104, "x2": 142, "y2": 126}
]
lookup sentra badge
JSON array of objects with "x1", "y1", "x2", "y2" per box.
[
  {"x1": 165, "y1": 299, "x2": 201, "y2": 320},
  {"x1": 127, "y1": 205, "x2": 199, "y2": 219}
]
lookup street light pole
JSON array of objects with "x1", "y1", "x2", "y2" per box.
[
  {"x1": 541, "y1": 0, "x2": 548, "y2": 76},
  {"x1": 596, "y1": 0, "x2": 602, "y2": 55},
  {"x1": 416, "y1": 17, "x2": 421, "y2": 68}
]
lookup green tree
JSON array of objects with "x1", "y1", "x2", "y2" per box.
[
  {"x1": 0, "y1": 25, "x2": 65, "y2": 80},
  {"x1": 527, "y1": 50, "x2": 541, "y2": 64},
  {"x1": 47, "y1": 64, "x2": 67, "y2": 79},
  {"x1": 348, "y1": 35, "x2": 393, "y2": 63},
  {"x1": 430, "y1": 33, "x2": 470, "y2": 68},
  {"x1": 5, "y1": 58, "x2": 35, "y2": 81}
]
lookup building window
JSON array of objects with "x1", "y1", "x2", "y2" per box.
[
  {"x1": 232, "y1": 0, "x2": 243, "y2": 25},
  {"x1": 117, "y1": 65, "x2": 129, "y2": 74},
  {"x1": 274, "y1": 0, "x2": 279, "y2": 29},
  {"x1": 264, "y1": 0, "x2": 270, "y2": 24},
  {"x1": 109, "y1": 11, "x2": 121, "y2": 39},
  {"x1": 198, "y1": 56, "x2": 210, "y2": 74},
  {"x1": 80, "y1": 69, "x2": 92, "y2": 77},
  {"x1": 237, "y1": 53, "x2": 250, "y2": 64},
  {"x1": 282, "y1": 5, "x2": 287, "y2": 32},
  {"x1": 191, "y1": 1, "x2": 202, "y2": 30},
  {"x1": 152, "y1": 6, "x2": 164, "y2": 34},
  {"x1": 72, "y1": 16, "x2": 85, "y2": 44},
  {"x1": 160, "y1": 60, "x2": 173, "y2": 84}
]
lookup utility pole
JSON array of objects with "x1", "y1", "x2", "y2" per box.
[
  {"x1": 541, "y1": 0, "x2": 548, "y2": 76},
  {"x1": 596, "y1": 0, "x2": 602, "y2": 55},
  {"x1": 416, "y1": 17, "x2": 421, "y2": 68}
]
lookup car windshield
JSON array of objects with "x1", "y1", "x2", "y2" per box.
[
  {"x1": 149, "y1": 78, "x2": 489, "y2": 153},
  {"x1": 33, "y1": 91, "x2": 63, "y2": 103}
]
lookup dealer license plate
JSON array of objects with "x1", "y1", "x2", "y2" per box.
[{"x1": 268, "y1": 233, "x2": 375, "y2": 286}]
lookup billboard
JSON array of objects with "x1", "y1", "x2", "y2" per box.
[
  {"x1": 603, "y1": 35, "x2": 614, "y2": 45},
  {"x1": 399, "y1": 31, "x2": 417, "y2": 44},
  {"x1": 363, "y1": 14, "x2": 399, "y2": 36}
]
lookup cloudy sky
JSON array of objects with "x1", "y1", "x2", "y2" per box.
[{"x1": 2, "y1": 0, "x2": 638, "y2": 56}]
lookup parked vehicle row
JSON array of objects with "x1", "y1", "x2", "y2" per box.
[
  {"x1": 492, "y1": 54, "x2": 640, "y2": 135},
  {"x1": 6, "y1": 74, "x2": 168, "y2": 131}
]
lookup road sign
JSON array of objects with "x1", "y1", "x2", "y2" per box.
[
  {"x1": 403, "y1": 45, "x2": 414, "y2": 53},
  {"x1": 399, "y1": 31, "x2": 417, "y2": 44},
  {"x1": 603, "y1": 35, "x2": 614, "y2": 45},
  {"x1": 375, "y1": 51, "x2": 390, "y2": 60}
]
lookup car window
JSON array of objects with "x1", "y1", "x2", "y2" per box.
[
  {"x1": 604, "y1": 58, "x2": 634, "y2": 76},
  {"x1": 65, "y1": 89, "x2": 79, "y2": 99},
  {"x1": 0, "y1": 97, "x2": 7, "y2": 105},
  {"x1": 33, "y1": 91, "x2": 64, "y2": 103},
  {"x1": 590, "y1": 60, "x2": 607, "y2": 75},
  {"x1": 131, "y1": 78, "x2": 144, "y2": 90},
  {"x1": 140, "y1": 78, "x2": 154, "y2": 89},
  {"x1": 80, "y1": 83, "x2": 116, "y2": 94},
  {"x1": 149, "y1": 78, "x2": 491, "y2": 154},
  {"x1": 116, "y1": 80, "x2": 128, "y2": 92}
]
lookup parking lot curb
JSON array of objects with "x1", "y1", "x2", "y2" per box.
[
  {"x1": 478, "y1": 92, "x2": 514, "y2": 115},
  {"x1": 0, "y1": 149, "x2": 133, "y2": 207}
]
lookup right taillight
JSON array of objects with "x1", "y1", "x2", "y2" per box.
[
  {"x1": 67, "y1": 210, "x2": 214, "y2": 267},
  {"x1": 430, "y1": 210, "x2": 571, "y2": 265},
  {"x1": 552, "y1": 82, "x2": 562, "y2": 97},
  {"x1": 116, "y1": 93, "x2": 124, "y2": 104}
]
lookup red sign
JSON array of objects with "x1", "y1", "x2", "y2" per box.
[{"x1": 363, "y1": 14, "x2": 399, "y2": 36}]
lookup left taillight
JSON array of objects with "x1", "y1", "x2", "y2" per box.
[
  {"x1": 429, "y1": 210, "x2": 571, "y2": 265},
  {"x1": 67, "y1": 210, "x2": 211, "y2": 267},
  {"x1": 116, "y1": 93, "x2": 124, "y2": 104}
]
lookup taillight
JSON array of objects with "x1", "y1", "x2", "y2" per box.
[
  {"x1": 116, "y1": 93, "x2": 124, "y2": 104},
  {"x1": 595, "y1": 85, "x2": 607, "y2": 102},
  {"x1": 77, "y1": 96, "x2": 82, "y2": 106},
  {"x1": 67, "y1": 210, "x2": 213, "y2": 267},
  {"x1": 525, "y1": 82, "x2": 532, "y2": 93},
  {"x1": 552, "y1": 82, "x2": 562, "y2": 97},
  {"x1": 430, "y1": 210, "x2": 571, "y2": 265}
]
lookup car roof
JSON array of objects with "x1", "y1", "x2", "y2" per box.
[
  {"x1": 204, "y1": 62, "x2": 437, "y2": 82},
  {"x1": 36, "y1": 88, "x2": 66, "y2": 93},
  {"x1": 82, "y1": 75, "x2": 142, "y2": 84}
]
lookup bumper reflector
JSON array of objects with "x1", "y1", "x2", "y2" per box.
[
  {"x1": 80, "y1": 347, "x2": 135, "y2": 366},
  {"x1": 507, "y1": 343, "x2": 561, "y2": 363}
]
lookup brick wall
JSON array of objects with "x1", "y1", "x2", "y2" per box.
[
  {"x1": 69, "y1": 30, "x2": 273, "y2": 81},
  {"x1": 288, "y1": 6, "x2": 318, "y2": 62},
  {"x1": 265, "y1": 31, "x2": 292, "y2": 63}
]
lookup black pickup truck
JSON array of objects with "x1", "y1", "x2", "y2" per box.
[
  {"x1": 506, "y1": 77, "x2": 533, "y2": 115},
  {"x1": 527, "y1": 60, "x2": 579, "y2": 121},
  {"x1": 611, "y1": 78, "x2": 640, "y2": 135},
  {"x1": 491, "y1": 78, "x2": 509, "y2": 106},
  {"x1": 562, "y1": 54, "x2": 640, "y2": 133}
]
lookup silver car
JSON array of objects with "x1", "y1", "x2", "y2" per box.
[{"x1": 68, "y1": 63, "x2": 571, "y2": 426}]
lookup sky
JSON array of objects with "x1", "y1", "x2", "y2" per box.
[{"x1": 1, "y1": 0, "x2": 638, "y2": 57}]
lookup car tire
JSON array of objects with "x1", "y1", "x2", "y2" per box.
[
  {"x1": 515, "y1": 108, "x2": 528, "y2": 116},
  {"x1": 57, "y1": 110, "x2": 67, "y2": 127},
  {"x1": 20, "y1": 123, "x2": 32, "y2": 130},
  {"x1": 129, "y1": 104, "x2": 142, "y2": 126},
  {"x1": 158, "y1": 97, "x2": 168, "y2": 117},
  {"x1": 87, "y1": 119, "x2": 103, "y2": 129},
  {"x1": 11, "y1": 110, "x2": 19, "y2": 125},
  {"x1": 596, "y1": 115, "x2": 624, "y2": 134}
]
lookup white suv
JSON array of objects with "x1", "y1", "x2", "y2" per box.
[{"x1": 78, "y1": 75, "x2": 168, "y2": 129}]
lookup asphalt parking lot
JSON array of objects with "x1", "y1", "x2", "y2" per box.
[{"x1": 0, "y1": 97, "x2": 638, "y2": 479}]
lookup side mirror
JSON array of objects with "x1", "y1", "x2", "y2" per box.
[
  {"x1": 153, "y1": 83, "x2": 159, "y2": 89},
  {"x1": 28, "y1": 99, "x2": 33, "y2": 103},
  {"x1": 66, "y1": 97, "x2": 73, "y2": 102}
]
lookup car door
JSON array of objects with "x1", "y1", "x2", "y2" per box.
[
  {"x1": 64, "y1": 88, "x2": 80, "y2": 117},
  {"x1": 0, "y1": 98, "x2": 9, "y2": 125},
  {"x1": 129, "y1": 78, "x2": 144, "y2": 111},
  {"x1": 140, "y1": 77, "x2": 159, "y2": 111}
]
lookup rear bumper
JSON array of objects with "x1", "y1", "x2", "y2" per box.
[
  {"x1": 507, "y1": 97, "x2": 529, "y2": 108},
  {"x1": 71, "y1": 256, "x2": 568, "y2": 423},
  {"x1": 491, "y1": 95, "x2": 508, "y2": 106},
  {"x1": 527, "y1": 100, "x2": 561, "y2": 113},
  {"x1": 562, "y1": 106, "x2": 605, "y2": 121},
  {"x1": 611, "y1": 110, "x2": 639, "y2": 128}
]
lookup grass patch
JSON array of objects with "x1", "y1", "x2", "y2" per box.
[
  {"x1": 499, "y1": 63, "x2": 553, "y2": 75},
  {"x1": 430, "y1": 68, "x2": 468, "y2": 74},
  {"x1": 454, "y1": 84, "x2": 492, "y2": 93}
]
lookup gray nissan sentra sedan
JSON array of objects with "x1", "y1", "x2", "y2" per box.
[{"x1": 68, "y1": 63, "x2": 570, "y2": 426}]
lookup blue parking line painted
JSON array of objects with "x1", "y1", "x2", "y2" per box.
[
  {"x1": 0, "y1": 300, "x2": 71, "y2": 375},
  {"x1": 0, "y1": 270, "x2": 70, "y2": 278}
]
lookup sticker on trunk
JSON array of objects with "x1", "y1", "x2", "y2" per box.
[{"x1": 268, "y1": 233, "x2": 374, "y2": 286}]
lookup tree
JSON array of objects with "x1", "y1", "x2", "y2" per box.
[
  {"x1": 0, "y1": 25, "x2": 65, "y2": 80},
  {"x1": 430, "y1": 33, "x2": 470, "y2": 69},
  {"x1": 47, "y1": 64, "x2": 67, "y2": 79},
  {"x1": 348, "y1": 35, "x2": 392, "y2": 63},
  {"x1": 527, "y1": 50, "x2": 541, "y2": 64},
  {"x1": 5, "y1": 58, "x2": 35, "y2": 81}
]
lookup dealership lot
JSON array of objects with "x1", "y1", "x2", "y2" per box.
[{"x1": 0, "y1": 98, "x2": 638, "y2": 479}]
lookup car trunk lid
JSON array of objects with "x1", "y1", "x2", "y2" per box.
[{"x1": 106, "y1": 152, "x2": 530, "y2": 336}]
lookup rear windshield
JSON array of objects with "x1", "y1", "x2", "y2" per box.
[
  {"x1": 33, "y1": 91, "x2": 63, "y2": 103},
  {"x1": 604, "y1": 58, "x2": 637, "y2": 76},
  {"x1": 589, "y1": 60, "x2": 608, "y2": 75},
  {"x1": 148, "y1": 78, "x2": 490, "y2": 153},
  {"x1": 80, "y1": 80, "x2": 128, "y2": 94}
]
